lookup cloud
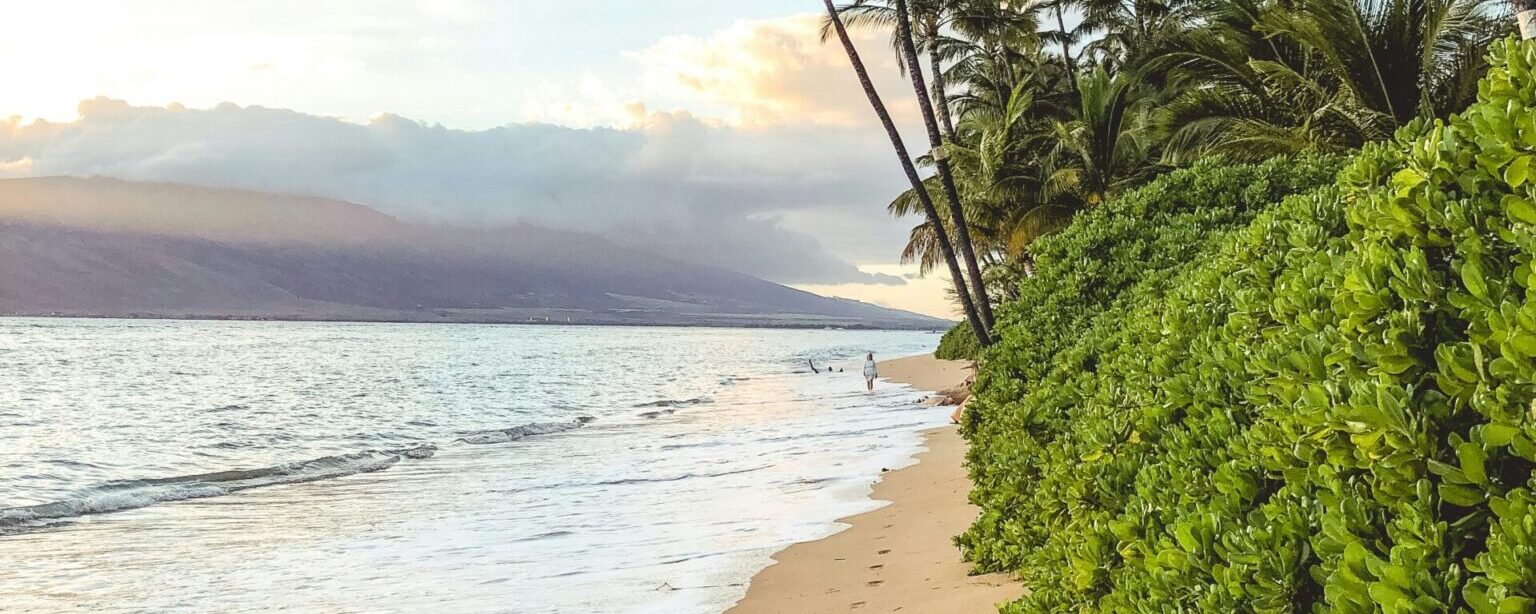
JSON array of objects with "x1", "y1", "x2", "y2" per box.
[
  {"x1": 0, "y1": 1, "x2": 509, "y2": 125},
  {"x1": 0, "y1": 99, "x2": 909, "y2": 286},
  {"x1": 0, "y1": 11, "x2": 931, "y2": 288},
  {"x1": 626, "y1": 13, "x2": 917, "y2": 128},
  {"x1": 0, "y1": 155, "x2": 32, "y2": 178},
  {"x1": 510, "y1": 12, "x2": 919, "y2": 131}
]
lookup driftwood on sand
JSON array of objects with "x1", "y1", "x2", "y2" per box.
[{"x1": 914, "y1": 370, "x2": 975, "y2": 424}]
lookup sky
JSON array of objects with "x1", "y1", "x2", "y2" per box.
[{"x1": 0, "y1": 1, "x2": 957, "y2": 318}]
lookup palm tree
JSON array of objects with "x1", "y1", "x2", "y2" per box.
[
  {"x1": 894, "y1": 0, "x2": 997, "y2": 334},
  {"x1": 1157, "y1": 0, "x2": 1505, "y2": 161},
  {"x1": 922, "y1": 4, "x2": 960, "y2": 139},
  {"x1": 1150, "y1": 0, "x2": 1366, "y2": 162},
  {"x1": 1036, "y1": 0, "x2": 1081, "y2": 93},
  {"x1": 954, "y1": 80, "x2": 1076, "y2": 258},
  {"x1": 822, "y1": 2, "x2": 959, "y2": 136},
  {"x1": 838, "y1": 0, "x2": 1511, "y2": 325},
  {"x1": 1073, "y1": 0, "x2": 1204, "y2": 68},
  {"x1": 825, "y1": 1, "x2": 1039, "y2": 134},
  {"x1": 821, "y1": 0, "x2": 995, "y2": 347},
  {"x1": 859, "y1": 0, "x2": 1085, "y2": 292},
  {"x1": 890, "y1": 77, "x2": 1076, "y2": 296},
  {"x1": 1044, "y1": 64, "x2": 1159, "y2": 206},
  {"x1": 1263, "y1": 0, "x2": 1501, "y2": 124}
]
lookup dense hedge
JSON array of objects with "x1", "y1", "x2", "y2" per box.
[
  {"x1": 937, "y1": 321, "x2": 981, "y2": 360},
  {"x1": 937, "y1": 154, "x2": 1340, "y2": 365},
  {"x1": 976, "y1": 154, "x2": 1344, "y2": 392},
  {"x1": 963, "y1": 38, "x2": 1536, "y2": 612}
]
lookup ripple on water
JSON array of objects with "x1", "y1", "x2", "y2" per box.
[{"x1": 0, "y1": 320, "x2": 944, "y2": 614}]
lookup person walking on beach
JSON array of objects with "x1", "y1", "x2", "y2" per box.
[{"x1": 863, "y1": 352, "x2": 878, "y2": 392}]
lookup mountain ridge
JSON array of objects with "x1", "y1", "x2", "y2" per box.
[{"x1": 0, "y1": 177, "x2": 949, "y2": 329}]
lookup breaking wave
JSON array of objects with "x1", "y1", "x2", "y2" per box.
[
  {"x1": 592, "y1": 465, "x2": 769, "y2": 487},
  {"x1": 0, "y1": 415, "x2": 593, "y2": 534},
  {"x1": 493, "y1": 465, "x2": 772, "y2": 495},
  {"x1": 0, "y1": 448, "x2": 413, "y2": 534},
  {"x1": 456, "y1": 417, "x2": 594, "y2": 445},
  {"x1": 633, "y1": 396, "x2": 713, "y2": 408}
]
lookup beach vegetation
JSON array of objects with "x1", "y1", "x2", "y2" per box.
[
  {"x1": 828, "y1": 0, "x2": 1506, "y2": 333},
  {"x1": 935, "y1": 320, "x2": 981, "y2": 360},
  {"x1": 827, "y1": 0, "x2": 1534, "y2": 610},
  {"x1": 961, "y1": 38, "x2": 1536, "y2": 611},
  {"x1": 822, "y1": 0, "x2": 998, "y2": 347}
]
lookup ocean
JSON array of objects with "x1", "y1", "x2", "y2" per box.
[{"x1": 0, "y1": 318, "x2": 949, "y2": 613}]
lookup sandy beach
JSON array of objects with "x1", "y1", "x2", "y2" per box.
[{"x1": 726, "y1": 354, "x2": 1018, "y2": 613}]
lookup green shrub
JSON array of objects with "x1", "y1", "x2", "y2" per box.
[
  {"x1": 963, "y1": 38, "x2": 1536, "y2": 612},
  {"x1": 936, "y1": 321, "x2": 981, "y2": 360},
  {"x1": 978, "y1": 153, "x2": 1344, "y2": 389},
  {"x1": 942, "y1": 154, "x2": 1340, "y2": 368},
  {"x1": 959, "y1": 150, "x2": 1342, "y2": 587}
]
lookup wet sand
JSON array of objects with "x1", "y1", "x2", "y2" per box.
[{"x1": 726, "y1": 354, "x2": 1018, "y2": 613}]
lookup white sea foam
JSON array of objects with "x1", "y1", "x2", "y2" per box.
[
  {"x1": 456, "y1": 419, "x2": 592, "y2": 445},
  {"x1": 0, "y1": 451, "x2": 407, "y2": 532}
]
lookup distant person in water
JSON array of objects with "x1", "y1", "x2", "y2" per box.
[{"x1": 863, "y1": 352, "x2": 878, "y2": 391}]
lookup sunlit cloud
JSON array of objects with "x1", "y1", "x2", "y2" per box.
[
  {"x1": 625, "y1": 13, "x2": 916, "y2": 128},
  {"x1": 516, "y1": 76, "x2": 654, "y2": 129},
  {"x1": 0, "y1": 155, "x2": 33, "y2": 178},
  {"x1": 511, "y1": 13, "x2": 917, "y2": 130}
]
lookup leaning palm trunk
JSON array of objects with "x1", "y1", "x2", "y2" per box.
[
  {"x1": 822, "y1": 0, "x2": 993, "y2": 347},
  {"x1": 1055, "y1": 5, "x2": 1079, "y2": 92},
  {"x1": 895, "y1": 0, "x2": 997, "y2": 333},
  {"x1": 926, "y1": 23, "x2": 957, "y2": 140}
]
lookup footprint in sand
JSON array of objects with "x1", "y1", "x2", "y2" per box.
[
  {"x1": 877, "y1": 549, "x2": 891, "y2": 555},
  {"x1": 869, "y1": 564, "x2": 884, "y2": 570},
  {"x1": 866, "y1": 580, "x2": 885, "y2": 587}
]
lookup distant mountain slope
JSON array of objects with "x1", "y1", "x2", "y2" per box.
[
  {"x1": 0, "y1": 176, "x2": 403, "y2": 242},
  {"x1": 0, "y1": 177, "x2": 949, "y2": 329}
]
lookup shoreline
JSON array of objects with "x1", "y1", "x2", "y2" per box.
[
  {"x1": 726, "y1": 353, "x2": 1019, "y2": 613},
  {"x1": 0, "y1": 313, "x2": 948, "y2": 332}
]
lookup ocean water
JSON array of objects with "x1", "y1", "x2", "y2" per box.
[{"x1": 0, "y1": 318, "x2": 949, "y2": 613}]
